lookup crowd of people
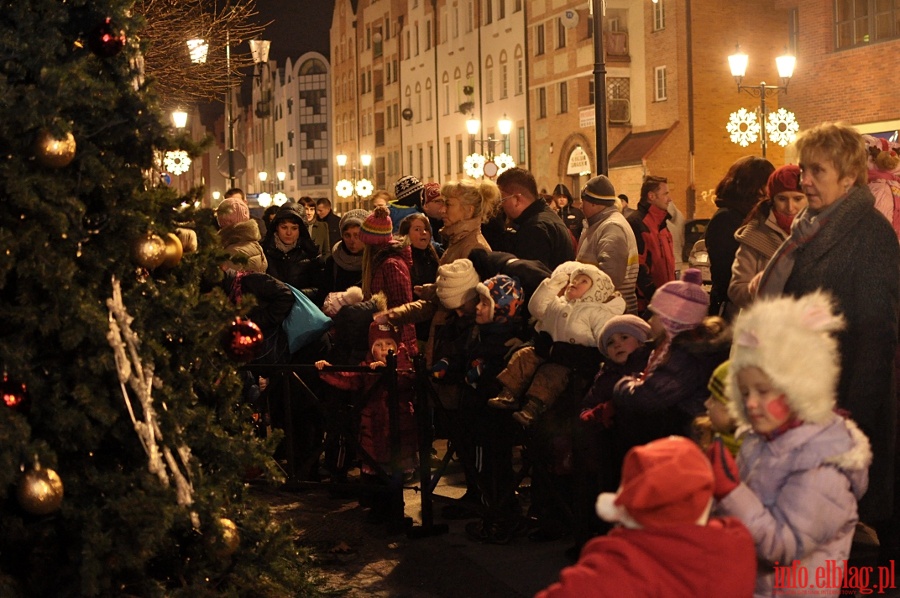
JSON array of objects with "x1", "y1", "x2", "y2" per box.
[{"x1": 211, "y1": 122, "x2": 900, "y2": 597}]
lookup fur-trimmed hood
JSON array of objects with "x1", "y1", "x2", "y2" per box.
[{"x1": 727, "y1": 291, "x2": 844, "y2": 426}]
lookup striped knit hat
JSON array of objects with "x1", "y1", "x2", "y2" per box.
[
  {"x1": 707, "y1": 360, "x2": 730, "y2": 405},
  {"x1": 581, "y1": 175, "x2": 617, "y2": 205},
  {"x1": 359, "y1": 206, "x2": 393, "y2": 245}
]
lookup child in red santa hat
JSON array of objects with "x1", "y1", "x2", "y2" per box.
[{"x1": 537, "y1": 436, "x2": 756, "y2": 598}]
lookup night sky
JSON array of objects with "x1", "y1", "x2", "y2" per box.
[{"x1": 254, "y1": 0, "x2": 335, "y2": 62}]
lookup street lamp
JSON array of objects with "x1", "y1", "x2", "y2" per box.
[
  {"x1": 334, "y1": 153, "x2": 374, "y2": 209},
  {"x1": 186, "y1": 38, "x2": 209, "y2": 64},
  {"x1": 726, "y1": 46, "x2": 798, "y2": 157},
  {"x1": 250, "y1": 39, "x2": 274, "y2": 197},
  {"x1": 171, "y1": 110, "x2": 188, "y2": 129},
  {"x1": 464, "y1": 116, "x2": 516, "y2": 179},
  {"x1": 277, "y1": 170, "x2": 286, "y2": 191}
]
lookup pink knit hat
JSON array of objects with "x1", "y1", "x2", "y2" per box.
[
  {"x1": 648, "y1": 268, "x2": 709, "y2": 327},
  {"x1": 216, "y1": 197, "x2": 250, "y2": 229}
]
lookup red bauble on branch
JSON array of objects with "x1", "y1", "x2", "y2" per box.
[
  {"x1": 88, "y1": 18, "x2": 126, "y2": 58},
  {"x1": 2, "y1": 372, "x2": 29, "y2": 411},
  {"x1": 224, "y1": 317, "x2": 264, "y2": 362}
]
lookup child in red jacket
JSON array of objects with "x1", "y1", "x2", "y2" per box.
[{"x1": 538, "y1": 436, "x2": 756, "y2": 598}]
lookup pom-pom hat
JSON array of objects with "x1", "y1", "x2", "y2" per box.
[
  {"x1": 368, "y1": 321, "x2": 401, "y2": 348},
  {"x1": 767, "y1": 164, "x2": 802, "y2": 199},
  {"x1": 322, "y1": 286, "x2": 364, "y2": 317},
  {"x1": 648, "y1": 268, "x2": 710, "y2": 328},
  {"x1": 359, "y1": 206, "x2": 393, "y2": 245},
  {"x1": 395, "y1": 175, "x2": 425, "y2": 208},
  {"x1": 581, "y1": 175, "x2": 617, "y2": 205},
  {"x1": 727, "y1": 291, "x2": 844, "y2": 427},
  {"x1": 475, "y1": 274, "x2": 524, "y2": 324},
  {"x1": 595, "y1": 436, "x2": 714, "y2": 529},
  {"x1": 216, "y1": 197, "x2": 250, "y2": 229},
  {"x1": 435, "y1": 258, "x2": 480, "y2": 310},
  {"x1": 598, "y1": 315, "x2": 651, "y2": 354}
]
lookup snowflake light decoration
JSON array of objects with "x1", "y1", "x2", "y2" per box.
[
  {"x1": 464, "y1": 153, "x2": 486, "y2": 179},
  {"x1": 493, "y1": 153, "x2": 516, "y2": 175},
  {"x1": 726, "y1": 108, "x2": 760, "y2": 147},
  {"x1": 163, "y1": 150, "x2": 191, "y2": 175},
  {"x1": 355, "y1": 179, "x2": 374, "y2": 198},
  {"x1": 335, "y1": 179, "x2": 354, "y2": 198},
  {"x1": 766, "y1": 108, "x2": 800, "y2": 147}
]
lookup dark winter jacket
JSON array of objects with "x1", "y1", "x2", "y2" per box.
[
  {"x1": 559, "y1": 204, "x2": 585, "y2": 242},
  {"x1": 780, "y1": 186, "x2": 900, "y2": 522},
  {"x1": 263, "y1": 203, "x2": 323, "y2": 299},
  {"x1": 498, "y1": 199, "x2": 575, "y2": 270},
  {"x1": 316, "y1": 210, "x2": 341, "y2": 250},
  {"x1": 705, "y1": 197, "x2": 753, "y2": 317},
  {"x1": 223, "y1": 269, "x2": 294, "y2": 365}
]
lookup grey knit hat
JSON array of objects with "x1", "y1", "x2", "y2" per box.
[
  {"x1": 339, "y1": 208, "x2": 370, "y2": 233},
  {"x1": 581, "y1": 175, "x2": 617, "y2": 204}
]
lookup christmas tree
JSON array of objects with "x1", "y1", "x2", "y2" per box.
[{"x1": 0, "y1": 3, "x2": 314, "y2": 596}]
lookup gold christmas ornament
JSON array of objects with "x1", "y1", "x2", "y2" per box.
[
  {"x1": 17, "y1": 459, "x2": 64, "y2": 515},
  {"x1": 161, "y1": 233, "x2": 183, "y2": 268},
  {"x1": 132, "y1": 233, "x2": 167, "y2": 270},
  {"x1": 208, "y1": 517, "x2": 240, "y2": 558},
  {"x1": 34, "y1": 129, "x2": 76, "y2": 168}
]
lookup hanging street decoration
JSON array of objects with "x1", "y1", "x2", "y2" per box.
[
  {"x1": 726, "y1": 108, "x2": 760, "y2": 148},
  {"x1": 335, "y1": 179, "x2": 354, "y2": 198},
  {"x1": 766, "y1": 108, "x2": 800, "y2": 147},
  {"x1": 163, "y1": 150, "x2": 191, "y2": 176},
  {"x1": 464, "y1": 152, "x2": 517, "y2": 179}
]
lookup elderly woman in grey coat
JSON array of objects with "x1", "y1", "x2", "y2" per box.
[{"x1": 757, "y1": 122, "x2": 900, "y2": 539}]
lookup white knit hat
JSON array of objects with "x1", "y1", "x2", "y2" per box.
[
  {"x1": 322, "y1": 286, "x2": 364, "y2": 317},
  {"x1": 435, "y1": 258, "x2": 479, "y2": 309},
  {"x1": 727, "y1": 291, "x2": 844, "y2": 426}
]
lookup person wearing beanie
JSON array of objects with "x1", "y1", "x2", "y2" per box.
[
  {"x1": 323, "y1": 208, "x2": 370, "y2": 296},
  {"x1": 489, "y1": 262, "x2": 626, "y2": 428},
  {"x1": 496, "y1": 167, "x2": 575, "y2": 270},
  {"x1": 728, "y1": 164, "x2": 807, "y2": 313},
  {"x1": 216, "y1": 196, "x2": 268, "y2": 273},
  {"x1": 421, "y1": 181, "x2": 446, "y2": 247},
  {"x1": 692, "y1": 361, "x2": 744, "y2": 456},
  {"x1": 388, "y1": 175, "x2": 425, "y2": 234},
  {"x1": 552, "y1": 183, "x2": 585, "y2": 242},
  {"x1": 709, "y1": 292, "x2": 872, "y2": 597},
  {"x1": 626, "y1": 174, "x2": 677, "y2": 314},
  {"x1": 321, "y1": 285, "x2": 364, "y2": 317},
  {"x1": 538, "y1": 437, "x2": 757, "y2": 598},
  {"x1": 315, "y1": 320, "x2": 418, "y2": 522},
  {"x1": 261, "y1": 201, "x2": 323, "y2": 300},
  {"x1": 613, "y1": 268, "x2": 730, "y2": 453},
  {"x1": 433, "y1": 257, "x2": 480, "y2": 312},
  {"x1": 577, "y1": 175, "x2": 640, "y2": 315},
  {"x1": 358, "y1": 206, "x2": 418, "y2": 355}
]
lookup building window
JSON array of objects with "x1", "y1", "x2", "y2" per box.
[
  {"x1": 500, "y1": 63, "x2": 508, "y2": 98},
  {"x1": 515, "y1": 0, "x2": 522, "y2": 12},
  {"x1": 485, "y1": 0, "x2": 493, "y2": 24},
  {"x1": 418, "y1": 147, "x2": 424, "y2": 179},
  {"x1": 499, "y1": 0, "x2": 506, "y2": 20},
  {"x1": 789, "y1": 9, "x2": 800, "y2": 53},
  {"x1": 485, "y1": 60, "x2": 494, "y2": 103},
  {"x1": 588, "y1": 78, "x2": 595, "y2": 105},
  {"x1": 558, "y1": 81, "x2": 568, "y2": 113},
  {"x1": 653, "y1": 0, "x2": 665, "y2": 31},
  {"x1": 835, "y1": 0, "x2": 900, "y2": 48},
  {"x1": 654, "y1": 66, "x2": 667, "y2": 101},
  {"x1": 457, "y1": 139, "x2": 464, "y2": 173},
  {"x1": 446, "y1": 141, "x2": 452, "y2": 174},
  {"x1": 536, "y1": 24, "x2": 545, "y2": 55},
  {"x1": 517, "y1": 127, "x2": 525, "y2": 164},
  {"x1": 538, "y1": 87, "x2": 547, "y2": 118},
  {"x1": 426, "y1": 20, "x2": 432, "y2": 49},
  {"x1": 557, "y1": 17, "x2": 566, "y2": 48},
  {"x1": 453, "y1": 6, "x2": 459, "y2": 38},
  {"x1": 515, "y1": 51, "x2": 524, "y2": 95},
  {"x1": 608, "y1": 77, "x2": 631, "y2": 124},
  {"x1": 467, "y1": 1, "x2": 475, "y2": 32}
]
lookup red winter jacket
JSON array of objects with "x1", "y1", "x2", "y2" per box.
[{"x1": 628, "y1": 203, "x2": 675, "y2": 311}]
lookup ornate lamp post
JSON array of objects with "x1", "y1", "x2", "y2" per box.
[
  {"x1": 464, "y1": 115, "x2": 516, "y2": 179},
  {"x1": 335, "y1": 153, "x2": 374, "y2": 209},
  {"x1": 726, "y1": 46, "x2": 797, "y2": 157}
]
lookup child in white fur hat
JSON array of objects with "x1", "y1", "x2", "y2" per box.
[
  {"x1": 488, "y1": 262, "x2": 626, "y2": 426},
  {"x1": 709, "y1": 292, "x2": 872, "y2": 597},
  {"x1": 538, "y1": 436, "x2": 756, "y2": 597}
]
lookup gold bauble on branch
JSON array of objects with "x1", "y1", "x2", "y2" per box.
[
  {"x1": 17, "y1": 458, "x2": 64, "y2": 515},
  {"x1": 132, "y1": 233, "x2": 167, "y2": 270},
  {"x1": 208, "y1": 517, "x2": 240, "y2": 558},
  {"x1": 161, "y1": 233, "x2": 183, "y2": 268},
  {"x1": 34, "y1": 129, "x2": 76, "y2": 168}
]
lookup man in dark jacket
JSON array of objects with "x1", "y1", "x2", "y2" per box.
[
  {"x1": 627, "y1": 175, "x2": 675, "y2": 313},
  {"x1": 315, "y1": 197, "x2": 342, "y2": 251},
  {"x1": 553, "y1": 183, "x2": 584, "y2": 243},
  {"x1": 495, "y1": 168, "x2": 575, "y2": 270}
]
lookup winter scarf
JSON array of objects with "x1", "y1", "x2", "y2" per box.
[
  {"x1": 331, "y1": 241, "x2": 363, "y2": 272},
  {"x1": 274, "y1": 235, "x2": 297, "y2": 253}
]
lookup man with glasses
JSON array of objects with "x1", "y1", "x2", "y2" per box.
[
  {"x1": 495, "y1": 168, "x2": 575, "y2": 270},
  {"x1": 627, "y1": 175, "x2": 676, "y2": 313}
]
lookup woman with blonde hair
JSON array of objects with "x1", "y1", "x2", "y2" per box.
[{"x1": 437, "y1": 179, "x2": 499, "y2": 264}]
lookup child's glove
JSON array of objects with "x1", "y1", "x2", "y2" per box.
[
  {"x1": 707, "y1": 437, "x2": 740, "y2": 499},
  {"x1": 430, "y1": 358, "x2": 450, "y2": 380},
  {"x1": 579, "y1": 402, "x2": 615, "y2": 428},
  {"x1": 465, "y1": 358, "x2": 485, "y2": 388}
]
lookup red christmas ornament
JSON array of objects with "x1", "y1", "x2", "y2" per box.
[
  {"x1": 2, "y1": 373, "x2": 29, "y2": 411},
  {"x1": 224, "y1": 317, "x2": 264, "y2": 362},
  {"x1": 88, "y1": 18, "x2": 126, "y2": 58}
]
